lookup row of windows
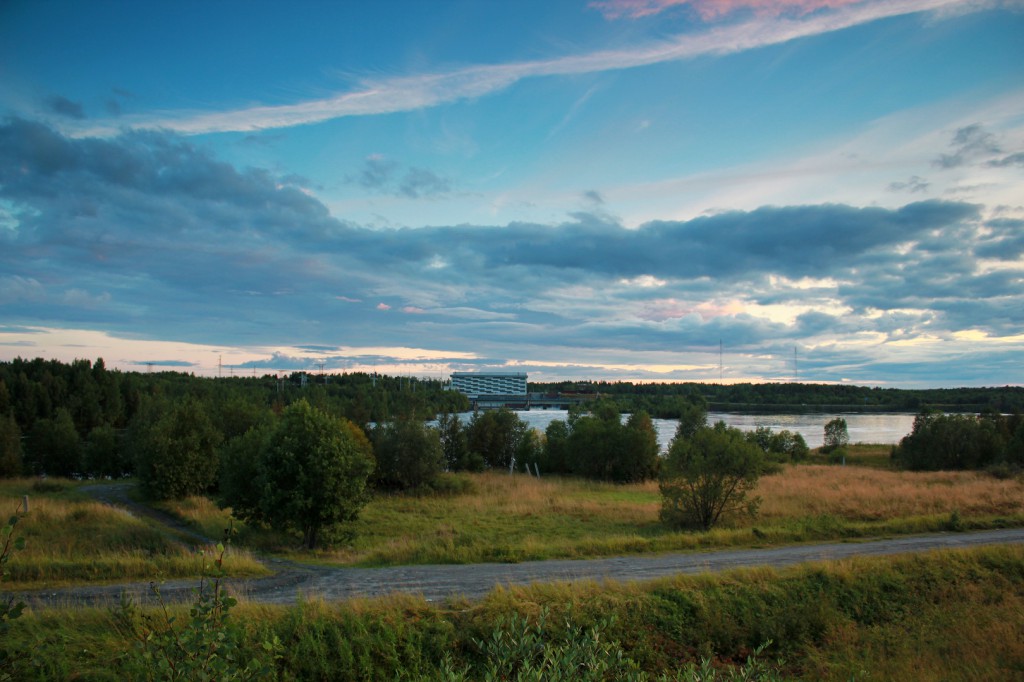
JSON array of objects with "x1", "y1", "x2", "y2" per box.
[{"x1": 450, "y1": 372, "x2": 528, "y2": 397}]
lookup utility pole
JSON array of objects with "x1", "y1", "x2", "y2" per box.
[{"x1": 719, "y1": 340, "x2": 723, "y2": 383}]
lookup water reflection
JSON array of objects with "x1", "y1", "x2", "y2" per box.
[{"x1": 445, "y1": 409, "x2": 917, "y2": 451}]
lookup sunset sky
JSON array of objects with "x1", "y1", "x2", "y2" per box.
[{"x1": 1, "y1": 0, "x2": 1022, "y2": 386}]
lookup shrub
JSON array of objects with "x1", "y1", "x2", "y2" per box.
[{"x1": 660, "y1": 422, "x2": 765, "y2": 531}]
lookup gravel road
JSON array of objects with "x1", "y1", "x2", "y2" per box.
[{"x1": 13, "y1": 485, "x2": 1024, "y2": 609}]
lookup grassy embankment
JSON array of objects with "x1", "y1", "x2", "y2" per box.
[
  {"x1": 165, "y1": 462, "x2": 1024, "y2": 566},
  {"x1": 0, "y1": 479, "x2": 266, "y2": 588},
  {"x1": 7, "y1": 544, "x2": 1023, "y2": 680}
]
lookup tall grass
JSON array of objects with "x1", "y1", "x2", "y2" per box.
[
  {"x1": 161, "y1": 467, "x2": 1024, "y2": 566},
  {"x1": 0, "y1": 479, "x2": 265, "y2": 587},
  {"x1": 7, "y1": 545, "x2": 1024, "y2": 680}
]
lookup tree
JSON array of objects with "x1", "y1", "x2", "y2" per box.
[
  {"x1": 822, "y1": 417, "x2": 849, "y2": 453},
  {"x1": 83, "y1": 423, "x2": 125, "y2": 478},
  {"x1": 467, "y1": 409, "x2": 530, "y2": 470},
  {"x1": 371, "y1": 416, "x2": 444, "y2": 490},
  {"x1": 437, "y1": 412, "x2": 479, "y2": 472},
  {"x1": 894, "y1": 411, "x2": 1004, "y2": 471},
  {"x1": 26, "y1": 408, "x2": 81, "y2": 477},
  {"x1": 0, "y1": 414, "x2": 22, "y2": 478},
  {"x1": 136, "y1": 398, "x2": 222, "y2": 499},
  {"x1": 659, "y1": 422, "x2": 765, "y2": 531},
  {"x1": 227, "y1": 400, "x2": 374, "y2": 549}
]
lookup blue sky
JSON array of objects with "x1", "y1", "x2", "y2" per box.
[{"x1": 1, "y1": 0, "x2": 1022, "y2": 387}]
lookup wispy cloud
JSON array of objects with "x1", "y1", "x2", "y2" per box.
[
  {"x1": 590, "y1": 0, "x2": 865, "y2": 21},
  {"x1": 71, "y1": 0, "x2": 971, "y2": 137}
]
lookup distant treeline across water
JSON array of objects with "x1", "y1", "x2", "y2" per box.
[{"x1": 530, "y1": 380, "x2": 1024, "y2": 419}]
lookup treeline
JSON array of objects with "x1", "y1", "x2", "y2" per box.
[
  {"x1": 533, "y1": 380, "x2": 1024, "y2": 417},
  {"x1": 0, "y1": 356, "x2": 468, "y2": 479},
  {"x1": 893, "y1": 410, "x2": 1023, "y2": 473}
]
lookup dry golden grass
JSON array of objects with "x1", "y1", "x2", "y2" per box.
[{"x1": 758, "y1": 465, "x2": 1024, "y2": 522}]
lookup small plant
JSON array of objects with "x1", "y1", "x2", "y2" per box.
[
  {"x1": 946, "y1": 509, "x2": 964, "y2": 532},
  {"x1": 115, "y1": 531, "x2": 282, "y2": 681},
  {"x1": 1, "y1": 502, "x2": 28, "y2": 681}
]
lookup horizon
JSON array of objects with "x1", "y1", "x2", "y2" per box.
[{"x1": 2, "y1": 1, "x2": 1022, "y2": 389}]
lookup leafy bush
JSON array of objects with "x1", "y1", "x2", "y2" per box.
[
  {"x1": 115, "y1": 541, "x2": 281, "y2": 681},
  {"x1": 660, "y1": 422, "x2": 765, "y2": 531}
]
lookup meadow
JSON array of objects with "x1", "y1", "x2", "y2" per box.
[
  {"x1": 0, "y1": 479, "x2": 265, "y2": 587},
  {"x1": 164, "y1": 464, "x2": 1024, "y2": 567},
  {"x1": 6, "y1": 545, "x2": 1023, "y2": 680},
  {"x1": 3, "y1": 457, "x2": 1023, "y2": 679}
]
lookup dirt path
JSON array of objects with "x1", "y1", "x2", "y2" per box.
[{"x1": 14, "y1": 486, "x2": 1024, "y2": 609}]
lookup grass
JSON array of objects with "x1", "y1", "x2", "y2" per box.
[
  {"x1": 0, "y1": 478, "x2": 266, "y2": 587},
  {"x1": 159, "y1": 464, "x2": 1024, "y2": 566},
  {"x1": 7, "y1": 544, "x2": 1024, "y2": 680}
]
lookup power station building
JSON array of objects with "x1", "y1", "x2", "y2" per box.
[{"x1": 449, "y1": 372, "x2": 528, "y2": 399}]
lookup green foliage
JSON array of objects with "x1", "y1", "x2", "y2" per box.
[
  {"x1": 894, "y1": 410, "x2": 1019, "y2": 471},
  {"x1": 222, "y1": 400, "x2": 374, "y2": 549},
  {"x1": 745, "y1": 427, "x2": 809, "y2": 463},
  {"x1": 660, "y1": 422, "x2": 765, "y2": 531},
  {"x1": 538, "y1": 403, "x2": 659, "y2": 483},
  {"x1": 1, "y1": 504, "x2": 27, "y2": 681},
  {"x1": 0, "y1": 414, "x2": 22, "y2": 478},
  {"x1": 467, "y1": 408, "x2": 532, "y2": 470},
  {"x1": 115, "y1": 541, "x2": 282, "y2": 681},
  {"x1": 441, "y1": 610, "x2": 646, "y2": 681},
  {"x1": 438, "y1": 412, "x2": 478, "y2": 472},
  {"x1": 372, "y1": 416, "x2": 445, "y2": 490},
  {"x1": 137, "y1": 397, "x2": 223, "y2": 500},
  {"x1": 27, "y1": 407, "x2": 82, "y2": 477},
  {"x1": 822, "y1": 418, "x2": 849, "y2": 453},
  {"x1": 84, "y1": 422, "x2": 127, "y2": 478}
]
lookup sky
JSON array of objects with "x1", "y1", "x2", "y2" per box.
[{"x1": 0, "y1": 0, "x2": 1022, "y2": 387}]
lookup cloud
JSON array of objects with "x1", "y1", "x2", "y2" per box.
[
  {"x1": 355, "y1": 154, "x2": 398, "y2": 189},
  {"x1": 351, "y1": 156, "x2": 450, "y2": 198},
  {"x1": 399, "y1": 168, "x2": 450, "y2": 198},
  {"x1": 1, "y1": 120, "x2": 1020, "y2": 385},
  {"x1": 590, "y1": 0, "x2": 864, "y2": 21},
  {"x1": 46, "y1": 95, "x2": 85, "y2": 120},
  {"x1": 64, "y1": 0, "x2": 975, "y2": 137},
  {"x1": 934, "y1": 123, "x2": 1003, "y2": 169},
  {"x1": 988, "y1": 152, "x2": 1024, "y2": 168},
  {"x1": 888, "y1": 175, "x2": 929, "y2": 193}
]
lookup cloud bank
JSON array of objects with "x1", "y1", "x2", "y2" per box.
[{"x1": 2, "y1": 120, "x2": 1021, "y2": 385}]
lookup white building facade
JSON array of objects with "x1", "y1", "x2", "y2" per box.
[{"x1": 450, "y1": 372, "x2": 528, "y2": 398}]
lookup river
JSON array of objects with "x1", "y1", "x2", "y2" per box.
[{"x1": 448, "y1": 410, "x2": 917, "y2": 451}]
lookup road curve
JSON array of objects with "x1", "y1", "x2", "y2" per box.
[{"x1": 16, "y1": 527, "x2": 1024, "y2": 609}]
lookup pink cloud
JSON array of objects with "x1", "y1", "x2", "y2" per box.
[
  {"x1": 376, "y1": 303, "x2": 391, "y2": 311},
  {"x1": 402, "y1": 306, "x2": 426, "y2": 314},
  {"x1": 590, "y1": 0, "x2": 865, "y2": 21}
]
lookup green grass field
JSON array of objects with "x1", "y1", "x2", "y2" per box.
[
  {"x1": 0, "y1": 479, "x2": 266, "y2": 588},
  {"x1": 6, "y1": 545, "x2": 1023, "y2": 680},
  {"x1": 162, "y1": 464, "x2": 1024, "y2": 566}
]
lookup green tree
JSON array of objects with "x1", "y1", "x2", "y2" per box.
[
  {"x1": 371, "y1": 416, "x2": 444, "y2": 490},
  {"x1": 0, "y1": 415, "x2": 22, "y2": 478},
  {"x1": 137, "y1": 398, "x2": 222, "y2": 499},
  {"x1": 229, "y1": 400, "x2": 374, "y2": 549},
  {"x1": 660, "y1": 422, "x2": 765, "y2": 531},
  {"x1": 540, "y1": 419, "x2": 572, "y2": 474},
  {"x1": 894, "y1": 411, "x2": 1005, "y2": 470},
  {"x1": 467, "y1": 409, "x2": 529, "y2": 470},
  {"x1": 822, "y1": 417, "x2": 849, "y2": 453},
  {"x1": 83, "y1": 423, "x2": 125, "y2": 478},
  {"x1": 437, "y1": 412, "x2": 478, "y2": 472},
  {"x1": 26, "y1": 408, "x2": 81, "y2": 477}
]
